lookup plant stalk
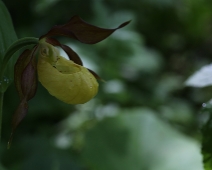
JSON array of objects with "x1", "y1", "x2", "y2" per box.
[{"x1": 0, "y1": 92, "x2": 4, "y2": 141}]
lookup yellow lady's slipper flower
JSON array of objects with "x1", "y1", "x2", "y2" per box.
[
  {"x1": 8, "y1": 15, "x2": 130, "y2": 146},
  {"x1": 37, "y1": 41, "x2": 98, "y2": 104}
]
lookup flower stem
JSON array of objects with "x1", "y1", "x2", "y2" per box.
[
  {"x1": 0, "y1": 37, "x2": 39, "y2": 79},
  {"x1": 0, "y1": 92, "x2": 4, "y2": 141}
]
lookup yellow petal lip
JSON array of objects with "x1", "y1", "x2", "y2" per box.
[{"x1": 37, "y1": 53, "x2": 99, "y2": 104}]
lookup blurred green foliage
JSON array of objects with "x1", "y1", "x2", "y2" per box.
[{"x1": 1, "y1": 0, "x2": 212, "y2": 169}]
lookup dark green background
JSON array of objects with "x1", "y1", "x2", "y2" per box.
[{"x1": 1, "y1": 0, "x2": 212, "y2": 169}]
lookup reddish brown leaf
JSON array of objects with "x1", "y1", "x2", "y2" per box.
[
  {"x1": 41, "y1": 15, "x2": 131, "y2": 44},
  {"x1": 45, "y1": 37, "x2": 83, "y2": 65}
]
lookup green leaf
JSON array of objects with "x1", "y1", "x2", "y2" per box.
[
  {"x1": 0, "y1": 2, "x2": 39, "y2": 92},
  {"x1": 0, "y1": 1, "x2": 17, "y2": 59},
  {"x1": 0, "y1": 1, "x2": 17, "y2": 92},
  {"x1": 0, "y1": 1, "x2": 17, "y2": 78},
  {"x1": 81, "y1": 109, "x2": 203, "y2": 170},
  {"x1": 185, "y1": 63, "x2": 212, "y2": 88},
  {"x1": 0, "y1": 163, "x2": 7, "y2": 170}
]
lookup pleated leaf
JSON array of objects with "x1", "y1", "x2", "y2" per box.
[{"x1": 0, "y1": 1, "x2": 17, "y2": 78}]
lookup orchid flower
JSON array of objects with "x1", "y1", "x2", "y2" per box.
[{"x1": 3, "y1": 15, "x2": 130, "y2": 146}]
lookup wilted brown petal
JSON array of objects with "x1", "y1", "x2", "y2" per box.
[
  {"x1": 40, "y1": 15, "x2": 131, "y2": 44},
  {"x1": 45, "y1": 37, "x2": 83, "y2": 65}
]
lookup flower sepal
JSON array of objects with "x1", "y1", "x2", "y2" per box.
[{"x1": 8, "y1": 46, "x2": 38, "y2": 148}]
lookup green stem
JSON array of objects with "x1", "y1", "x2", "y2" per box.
[
  {"x1": 0, "y1": 92, "x2": 4, "y2": 141},
  {"x1": 0, "y1": 37, "x2": 39, "y2": 79}
]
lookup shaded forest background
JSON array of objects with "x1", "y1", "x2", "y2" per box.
[{"x1": 1, "y1": 0, "x2": 212, "y2": 169}]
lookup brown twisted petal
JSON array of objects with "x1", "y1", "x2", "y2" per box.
[
  {"x1": 44, "y1": 37, "x2": 102, "y2": 80},
  {"x1": 45, "y1": 37, "x2": 83, "y2": 66},
  {"x1": 40, "y1": 15, "x2": 131, "y2": 44},
  {"x1": 9, "y1": 47, "x2": 38, "y2": 147}
]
